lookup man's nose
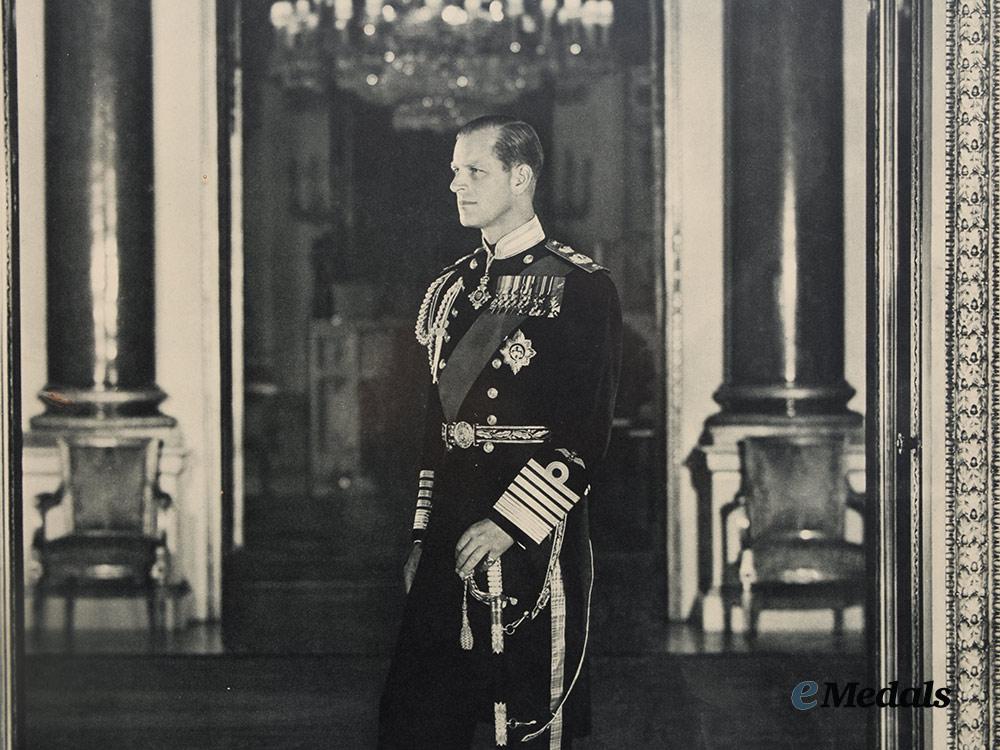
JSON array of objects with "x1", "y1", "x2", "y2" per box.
[{"x1": 450, "y1": 173, "x2": 464, "y2": 193}]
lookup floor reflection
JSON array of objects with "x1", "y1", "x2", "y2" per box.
[
  {"x1": 25, "y1": 620, "x2": 861, "y2": 658},
  {"x1": 23, "y1": 480, "x2": 866, "y2": 748},
  {"x1": 24, "y1": 622, "x2": 865, "y2": 749}
]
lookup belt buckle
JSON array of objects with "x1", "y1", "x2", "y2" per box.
[{"x1": 452, "y1": 421, "x2": 475, "y2": 449}]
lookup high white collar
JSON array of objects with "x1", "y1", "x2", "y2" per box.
[{"x1": 484, "y1": 215, "x2": 545, "y2": 260}]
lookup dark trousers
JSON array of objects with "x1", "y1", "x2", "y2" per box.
[
  {"x1": 378, "y1": 639, "x2": 488, "y2": 749},
  {"x1": 378, "y1": 621, "x2": 574, "y2": 749},
  {"x1": 379, "y1": 508, "x2": 579, "y2": 749}
]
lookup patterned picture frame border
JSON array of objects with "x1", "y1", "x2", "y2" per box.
[{"x1": 945, "y1": 1, "x2": 998, "y2": 748}]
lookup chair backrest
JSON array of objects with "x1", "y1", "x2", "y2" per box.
[
  {"x1": 57, "y1": 436, "x2": 161, "y2": 537},
  {"x1": 739, "y1": 435, "x2": 850, "y2": 544}
]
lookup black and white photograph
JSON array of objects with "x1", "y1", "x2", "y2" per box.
[{"x1": 0, "y1": 0, "x2": 995, "y2": 748}]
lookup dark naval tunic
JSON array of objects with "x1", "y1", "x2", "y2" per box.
[{"x1": 379, "y1": 217, "x2": 623, "y2": 749}]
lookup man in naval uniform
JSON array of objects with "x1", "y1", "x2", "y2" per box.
[{"x1": 378, "y1": 115, "x2": 622, "y2": 749}]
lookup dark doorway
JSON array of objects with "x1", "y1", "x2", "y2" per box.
[{"x1": 227, "y1": 0, "x2": 666, "y2": 653}]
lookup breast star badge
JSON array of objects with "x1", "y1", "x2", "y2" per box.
[{"x1": 499, "y1": 329, "x2": 536, "y2": 374}]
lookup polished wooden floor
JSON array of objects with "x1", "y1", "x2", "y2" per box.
[
  {"x1": 20, "y1": 484, "x2": 868, "y2": 748},
  {"x1": 23, "y1": 646, "x2": 866, "y2": 749}
]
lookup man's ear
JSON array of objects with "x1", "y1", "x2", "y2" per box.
[{"x1": 510, "y1": 163, "x2": 533, "y2": 195}]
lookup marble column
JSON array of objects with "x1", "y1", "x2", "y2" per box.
[
  {"x1": 715, "y1": 0, "x2": 855, "y2": 420},
  {"x1": 24, "y1": 1, "x2": 187, "y2": 632},
  {"x1": 694, "y1": 0, "x2": 863, "y2": 632},
  {"x1": 33, "y1": 0, "x2": 172, "y2": 429}
]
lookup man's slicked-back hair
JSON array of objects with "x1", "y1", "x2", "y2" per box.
[{"x1": 457, "y1": 115, "x2": 544, "y2": 183}]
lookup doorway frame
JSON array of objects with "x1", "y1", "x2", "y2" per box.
[
  {"x1": 868, "y1": 0, "x2": 926, "y2": 746},
  {"x1": 0, "y1": 0, "x2": 20, "y2": 748}
]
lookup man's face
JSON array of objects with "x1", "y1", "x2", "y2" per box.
[{"x1": 449, "y1": 128, "x2": 518, "y2": 235}]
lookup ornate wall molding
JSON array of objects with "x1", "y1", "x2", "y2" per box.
[{"x1": 945, "y1": 0, "x2": 998, "y2": 746}]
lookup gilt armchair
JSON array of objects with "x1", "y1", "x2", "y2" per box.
[
  {"x1": 721, "y1": 435, "x2": 865, "y2": 637},
  {"x1": 32, "y1": 436, "x2": 172, "y2": 646}
]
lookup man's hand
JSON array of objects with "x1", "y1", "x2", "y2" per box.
[
  {"x1": 403, "y1": 542, "x2": 422, "y2": 594},
  {"x1": 455, "y1": 519, "x2": 514, "y2": 579}
]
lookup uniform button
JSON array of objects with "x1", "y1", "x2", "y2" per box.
[
  {"x1": 523, "y1": 254, "x2": 534, "y2": 264},
  {"x1": 486, "y1": 414, "x2": 497, "y2": 425},
  {"x1": 451, "y1": 309, "x2": 458, "y2": 318},
  {"x1": 487, "y1": 387, "x2": 498, "y2": 399},
  {"x1": 483, "y1": 442, "x2": 495, "y2": 453},
  {"x1": 439, "y1": 360, "x2": 447, "y2": 369},
  {"x1": 491, "y1": 358, "x2": 502, "y2": 369},
  {"x1": 470, "y1": 259, "x2": 478, "y2": 269}
]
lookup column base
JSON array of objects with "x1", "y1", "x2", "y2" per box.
[
  {"x1": 35, "y1": 385, "x2": 175, "y2": 422},
  {"x1": 703, "y1": 409, "x2": 863, "y2": 437},
  {"x1": 30, "y1": 412, "x2": 177, "y2": 436},
  {"x1": 31, "y1": 385, "x2": 176, "y2": 436},
  {"x1": 712, "y1": 383, "x2": 858, "y2": 418}
]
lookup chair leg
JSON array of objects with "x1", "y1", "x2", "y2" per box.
[
  {"x1": 740, "y1": 587, "x2": 750, "y2": 634},
  {"x1": 63, "y1": 580, "x2": 76, "y2": 652},
  {"x1": 833, "y1": 607, "x2": 844, "y2": 636},
  {"x1": 32, "y1": 585, "x2": 46, "y2": 647},
  {"x1": 146, "y1": 590, "x2": 158, "y2": 641},
  {"x1": 147, "y1": 589, "x2": 160, "y2": 649},
  {"x1": 147, "y1": 583, "x2": 168, "y2": 651},
  {"x1": 742, "y1": 588, "x2": 758, "y2": 640},
  {"x1": 157, "y1": 585, "x2": 168, "y2": 633}
]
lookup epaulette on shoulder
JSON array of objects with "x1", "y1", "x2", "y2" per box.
[
  {"x1": 544, "y1": 239, "x2": 606, "y2": 273},
  {"x1": 436, "y1": 247, "x2": 482, "y2": 278}
]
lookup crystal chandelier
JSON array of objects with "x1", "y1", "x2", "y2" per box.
[{"x1": 269, "y1": 0, "x2": 615, "y2": 131}]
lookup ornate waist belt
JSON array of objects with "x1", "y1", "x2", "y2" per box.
[{"x1": 441, "y1": 421, "x2": 550, "y2": 452}]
